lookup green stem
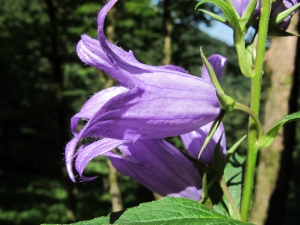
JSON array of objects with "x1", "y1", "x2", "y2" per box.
[
  {"x1": 240, "y1": 0, "x2": 271, "y2": 222},
  {"x1": 221, "y1": 177, "x2": 242, "y2": 221},
  {"x1": 234, "y1": 101, "x2": 263, "y2": 138}
]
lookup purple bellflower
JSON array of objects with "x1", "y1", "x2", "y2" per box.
[
  {"x1": 65, "y1": 0, "x2": 224, "y2": 181},
  {"x1": 67, "y1": 54, "x2": 227, "y2": 201},
  {"x1": 74, "y1": 0, "x2": 221, "y2": 141},
  {"x1": 231, "y1": 0, "x2": 299, "y2": 30}
]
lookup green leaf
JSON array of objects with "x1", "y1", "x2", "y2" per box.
[
  {"x1": 256, "y1": 111, "x2": 300, "y2": 149},
  {"x1": 196, "y1": 0, "x2": 240, "y2": 31},
  {"x1": 45, "y1": 197, "x2": 253, "y2": 225},
  {"x1": 223, "y1": 153, "x2": 245, "y2": 220}
]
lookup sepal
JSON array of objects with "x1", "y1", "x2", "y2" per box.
[
  {"x1": 198, "y1": 9, "x2": 227, "y2": 23},
  {"x1": 270, "y1": 3, "x2": 300, "y2": 27},
  {"x1": 268, "y1": 26, "x2": 300, "y2": 37},
  {"x1": 200, "y1": 48, "x2": 225, "y2": 95},
  {"x1": 216, "y1": 92, "x2": 235, "y2": 112},
  {"x1": 196, "y1": 0, "x2": 240, "y2": 32},
  {"x1": 241, "y1": 0, "x2": 259, "y2": 28},
  {"x1": 198, "y1": 112, "x2": 225, "y2": 159}
]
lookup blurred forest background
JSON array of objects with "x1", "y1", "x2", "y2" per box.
[{"x1": 0, "y1": 0, "x2": 300, "y2": 224}]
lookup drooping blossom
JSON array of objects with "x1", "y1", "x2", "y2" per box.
[
  {"x1": 65, "y1": 0, "x2": 223, "y2": 180},
  {"x1": 68, "y1": 54, "x2": 227, "y2": 200},
  {"x1": 231, "y1": 0, "x2": 299, "y2": 30},
  {"x1": 65, "y1": 0, "x2": 228, "y2": 201},
  {"x1": 74, "y1": 0, "x2": 221, "y2": 142}
]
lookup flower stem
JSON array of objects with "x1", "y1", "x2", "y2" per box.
[
  {"x1": 240, "y1": 0, "x2": 272, "y2": 222},
  {"x1": 234, "y1": 101, "x2": 263, "y2": 138},
  {"x1": 220, "y1": 176, "x2": 242, "y2": 221}
]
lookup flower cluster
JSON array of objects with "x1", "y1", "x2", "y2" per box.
[{"x1": 65, "y1": 0, "x2": 227, "y2": 201}]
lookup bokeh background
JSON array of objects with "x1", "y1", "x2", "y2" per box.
[{"x1": 0, "y1": 0, "x2": 300, "y2": 224}]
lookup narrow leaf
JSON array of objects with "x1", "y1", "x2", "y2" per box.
[
  {"x1": 271, "y1": 3, "x2": 300, "y2": 26},
  {"x1": 198, "y1": 112, "x2": 225, "y2": 159},
  {"x1": 256, "y1": 111, "x2": 300, "y2": 149},
  {"x1": 241, "y1": 0, "x2": 259, "y2": 26},
  {"x1": 268, "y1": 26, "x2": 300, "y2": 37},
  {"x1": 200, "y1": 48, "x2": 225, "y2": 95},
  {"x1": 223, "y1": 153, "x2": 245, "y2": 220},
  {"x1": 199, "y1": 9, "x2": 227, "y2": 23}
]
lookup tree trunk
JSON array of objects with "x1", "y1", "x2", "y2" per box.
[
  {"x1": 162, "y1": 0, "x2": 173, "y2": 65},
  {"x1": 45, "y1": 0, "x2": 77, "y2": 221},
  {"x1": 250, "y1": 13, "x2": 299, "y2": 225},
  {"x1": 106, "y1": 7, "x2": 124, "y2": 212}
]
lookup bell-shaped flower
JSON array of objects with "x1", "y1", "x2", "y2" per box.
[
  {"x1": 66, "y1": 0, "x2": 223, "y2": 173},
  {"x1": 65, "y1": 0, "x2": 228, "y2": 202},
  {"x1": 65, "y1": 54, "x2": 227, "y2": 202},
  {"x1": 75, "y1": 0, "x2": 221, "y2": 141}
]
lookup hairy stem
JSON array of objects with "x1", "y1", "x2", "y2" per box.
[{"x1": 240, "y1": 0, "x2": 272, "y2": 221}]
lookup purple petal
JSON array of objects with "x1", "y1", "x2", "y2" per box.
[
  {"x1": 74, "y1": 138, "x2": 130, "y2": 181},
  {"x1": 95, "y1": 0, "x2": 220, "y2": 90},
  {"x1": 77, "y1": 35, "x2": 135, "y2": 87},
  {"x1": 109, "y1": 139, "x2": 202, "y2": 201},
  {"x1": 230, "y1": 0, "x2": 261, "y2": 19},
  {"x1": 71, "y1": 86, "x2": 128, "y2": 134},
  {"x1": 231, "y1": 0, "x2": 253, "y2": 17},
  {"x1": 157, "y1": 65, "x2": 189, "y2": 73},
  {"x1": 180, "y1": 122, "x2": 226, "y2": 164},
  {"x1": 79, "y1": 82, "x2": 220, "y2": 140},
  {"x1": 65, "y1": 137, "x2": 80, "y2": 182},
  {"x1": 201, "y1": 54, "x2": 228, "y2": 83}
]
